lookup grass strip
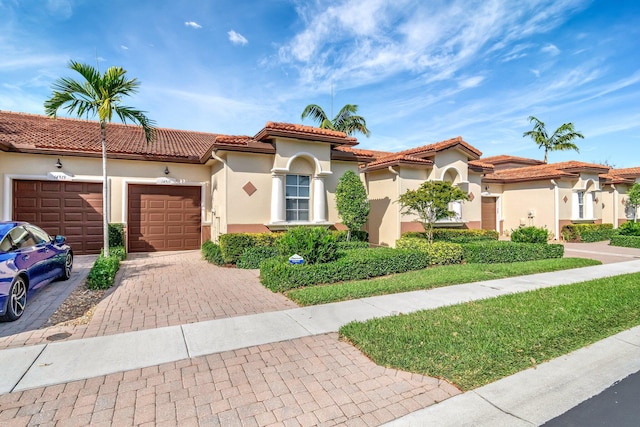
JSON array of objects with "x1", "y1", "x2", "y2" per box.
[
  {"x1": 340, "y1": 272, "x2": 640, "y2": 391},
  {"x1": 286, "y1": 258, "x2": 600, "y2": 305}
]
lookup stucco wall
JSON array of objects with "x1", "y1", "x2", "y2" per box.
[
  {"x1": 501, "y1": 181, "x2": 556, "y2": 236},
  {"x1": 365, "y1": 169, "x2": 399, "y2": 246},
  {"x1": 325, "y1": 161, "x2": 360, "y2": 225},
  {"x1": 273, "y1": 138, "x2": 332, "y2": 172}
]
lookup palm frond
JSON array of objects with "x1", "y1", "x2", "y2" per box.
[{"x1": 301, "y1": 104, "x2": 328, "y2": 125}]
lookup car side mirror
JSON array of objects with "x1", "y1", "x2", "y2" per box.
[{"x1": 54, "y1": 235, "x2": 66, "y2": 245}]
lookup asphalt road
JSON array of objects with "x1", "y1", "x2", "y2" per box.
[{"x1": 543, "y1": 370, "x2": 640, "y2": 427}]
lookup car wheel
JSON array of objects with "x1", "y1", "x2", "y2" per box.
[
  {"x1": 61, "y1": 252, "x2": 73, "y2": 281},
  {"x1": 0, "y1": 277, "x2": 27, "y2": 322}
]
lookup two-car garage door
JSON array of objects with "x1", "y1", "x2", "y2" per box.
[{"x1": 12, "y1": 180, "x2": 201, "y2": 254}]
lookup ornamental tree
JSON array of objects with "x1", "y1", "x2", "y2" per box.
[
  {"x1": 335, "y1": 170, "x2": 370, "y2": 241},
  {"x1": 397, "y1": 181, "x2": 469, "y2": 244},
  {"x1": 627, "y1": 182, "x2": 640, "y2": 222}
]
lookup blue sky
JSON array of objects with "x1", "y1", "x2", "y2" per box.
[{"x1": 1, "y1": 0, "x2": 639, "y2": 167}]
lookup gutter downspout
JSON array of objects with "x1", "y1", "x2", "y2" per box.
[
  {"x1": 611, "y1": 184, "x2": 618, "y2": 229},
  {"x1": 388, "y1": 166, "x2": 401, "y2": 244},
  {"x1": 211, "y1": 153, "x2": 228, "y2": 236},
  {"x1": 551, "y1": 180, "x2": 559, "y2": 240}
]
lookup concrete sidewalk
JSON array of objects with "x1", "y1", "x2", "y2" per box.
[{"x1": 2, "y1": 259, "x2": 640, "y2": 424}]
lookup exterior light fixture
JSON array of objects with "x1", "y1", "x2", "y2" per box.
[
  {"x1": 164, "y1": 166, "x2": 170, "y2": 175},
  {"x1": 55, "y1": 158, "x2": 63, "y2": 169}
]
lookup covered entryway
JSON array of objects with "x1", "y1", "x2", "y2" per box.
[
  {"x1": 12, "y1": 180, "x2": 103, "y2": 254},
  {"x1": 481, "y1": 196, "x2": 497, "y2": 231},
  {"x1": 127, "y1": 184, "x2": 201, "y2": 252}
]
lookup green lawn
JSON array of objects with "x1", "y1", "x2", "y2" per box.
[
  {"x1": 340, "y1": 272, "x2": 640, "y2": 391},
  {"x1": 286, "y1": 258, "x2": 600, "y2": 305}
]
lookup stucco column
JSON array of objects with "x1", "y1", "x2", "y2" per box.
[
  {"x1": 270, "y1": 172, "x2": 285, "y2": 223},
  {"x1": 313, "y1": 175, "x2": 327, "y2": 223}
]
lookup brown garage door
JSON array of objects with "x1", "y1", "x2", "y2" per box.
[
  {"x1": 481, "y1": 196, "x2": 497, "y2": 231},
  {"x1": 13, "y1": 180, "x2": 103, "y2": 254},
  {"x1": 127, "y1": 185, "x2": 201, "y2": 252}
]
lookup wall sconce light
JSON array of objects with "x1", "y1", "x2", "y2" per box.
[
  {"x1": 164, "y1": 166, "x2": 170, "y2": 175},
  {"x1": 55, "y1": 158, "x2": 63, "y2": 169},
  {"x1": 484, "y1": 185, "x2": 489, "y2": 191}
]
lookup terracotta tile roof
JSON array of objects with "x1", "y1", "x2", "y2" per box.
[
  {"x1": 0, "y1": 111, "x2": 218, "y2": 163},
  {"x1": 395, "y1": 136, "x2": 482, "y2": 159},
  {"x1": 484, "y1": 161, "x2": 610, "y2": 183},
  {"x1": 468, "y1": 159, "x2": 495, "y2": 172},
  {"x1": 214, "y1": 135, "x2": 254, "y2": 145},
  {"x1": 599, "y1": 173, "x2": 633, "y2": 184},
  {"x1": 255, "y1": 122, "x2": 358, "y2": 145},
  {"x1": 363, "y1": 153, "x2": 434, "y2": 171},
  {"x1": 610, "y1": 167, "x2": 640, "y2": 178},
  {"x1": 480, "y1": 154, "x2": 545, "y2": 166},
  {"x1": 332, "y1": 146, "x2": 375, "y2": 157}
]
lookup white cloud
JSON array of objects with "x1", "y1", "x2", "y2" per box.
[
  {"x1": 228, "y1": 30, "x2": 248, "y2": 46},
  {"x1": 458, "y1": 76, "x2": 485, "y2": 89},
  {"x1": 120, "y1": 45, "x2": 129, "y2": 50},
  {"x1": 541, "y1": 43, "x2": 561, "y2": 55},
  {"x1": 185, "y1": 21, "x2": 202, "y2": 29},
  {"x1": 46, "y1": 0, "x2": 72, "y2": 19}
]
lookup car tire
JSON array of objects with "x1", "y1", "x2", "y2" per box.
[
  {"x1": 61, "y1": 252, "x2": 73, "y2": 281},
  {"x1": 0, "y1": 276, "x2": 27, "y2": 322}
]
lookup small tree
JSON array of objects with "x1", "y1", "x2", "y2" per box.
[
  {"x1": 523, "y1": 116, "x2": 583, "y2": 163},
  {"x1": 627, "y1": 183, "x2": 640, "y2": 222},
  {"x1": 335, "y1": 170, "x2": 370, "y2": 241},
  {"x1": 397, "y1": 181, "x2": 469, "y2": 244}
]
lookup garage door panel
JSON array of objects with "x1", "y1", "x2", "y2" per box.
[
  {"x1": 13, "y1": 180, "x2": 103, "y2": 254},
  {"x1": 128, "y1": 184, "x2": 201, "y2": 253}
]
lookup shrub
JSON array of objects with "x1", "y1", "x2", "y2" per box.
[
  {"x1": 237, "y1": 246, "x2": 280, "y2": 269},
  {"x1": 109, "y1": 246, "x2": 127, "y2": 261},
  {"x1": 461, "y1": 241, "x2": 564, "y2": 263},
  {"x1": 201, "y1": 240, "x2": 224, "y2": 265},
  {"x1": 260, "y1": 248, "x2": 434, "y2": 292},
  {"x1": 402, "y1": 229, "x2": 499, "y2": 243},
  {"x1": 276, "y1": 227, "x2": 337, "y2": 265},
  {"x1": 87, "y1": 248, "x2": 124, "y2": 290},
  {"x1": 108, "y1": 223, "x2": 125, "y2": 247},
  {"x1": 610, "y1": 235, "x2": 640, "y2": 248},
  {"x1": 395, "y1": 238, "x2": 464, "y2": 265},
  {"x1": 561, "y1": 223, "x2": 614, "y2": 242},
  {"x1": 615, "y1": 221, "x2": 640, "y2": 237},
  {"x1": 219, "y1": 232, "x2": 278, "y2": 264},
  {"x1": 332, "y1": 230, "x2": 368, "y2": 242},
  {"x1": 337, "y1": 241, "x2": 369, "y2": 251},
  {"x1": 510, "y1": 226, "x2": 549, "y2": 244}
]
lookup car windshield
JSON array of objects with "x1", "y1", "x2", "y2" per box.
[{"x1": 25, "y1": 225, "x2": 51, "y2": 244}]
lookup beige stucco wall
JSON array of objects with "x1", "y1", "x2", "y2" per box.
[
  {"x1": 365, "y1": 169, "x2": 399, "y2": 246},
  {"x1": 501, "y1": 181, "x2": 556, "y2": 236},
  {"x1": 433, "y1": 150, "x2": 469, "y2": 183},
  {"x1": 0, "y1": 152, "x2": 210, "y2": 225},
  {"x1": 273, "y1": 138, "x2": 332, "y2": 173},
  {"x1": 325, "y1": 161, "x2": 360, "y2": 225}
]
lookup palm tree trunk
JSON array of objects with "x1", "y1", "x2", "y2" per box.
[{"x1": 101, "y1": 122, "x2": 110, "y2": 258}]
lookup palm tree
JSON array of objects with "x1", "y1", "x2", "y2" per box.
[
  {"x1": 523, "y1": 116, "x2": 583, "y2": 163},
  {"x1": 301, "y1": 104, "x2": 371, "y2": 137},
  {"x1": 45, "y1": 61, "x2": 156, "y2": 257}
]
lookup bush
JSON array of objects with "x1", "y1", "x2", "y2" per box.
[
  {"x1": 615, "y1": 221, "x2": 640, "y2": 236},
  {"x1": 87, "y1": 248, "x2": 123, "y2": 290},
  {"x1": 337, "y1": 241, "x2": 369, "y2": 251},
  {"x1": 561, "y1": 223, "x2": 614, "y2": 242},
  {"x1": 395, "y1": 238, "x2": 464, "y2": 265},
  {"x1": 610, "y1": 235, "x2": 640, "y2": 248},
  {"x1": 461, "y1": 241, "x2": 564, "y2": 263},
  {"x1": 276, "y1": 227, "x2": 337, "y2": 265},
  {"x1": 202, "y1": 240, "x2": 224, "y2": 265},
  {"x1": 237, "y1": 246, "x2": 280, "y2": 269},
  {"x1": 510, "y1": 226, "x2": 549, "y2": 244},
  {"x1": 219, "y1": 232, "x2": 279, "y2": 264},
  {"x1": 332, "y1": 230, "x2": 368, "y2": 242},
  {"x1": 260, "y1": 248, "x2": 434, "y2": 292},
  {"x1": 402, "y1": 229, "x2": 499, "y2": 243},
  {"x1": 108, "y1": 223, "x2": 125, "y2": 247}
]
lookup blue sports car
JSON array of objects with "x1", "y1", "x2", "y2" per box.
[{"x1": 0, "y1": 221, "x2": 73, "y2": 322}]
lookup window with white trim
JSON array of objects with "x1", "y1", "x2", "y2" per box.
[
  {"x1": 285, "y1": 174, "x2": 310, "y2": 221},
  {"x1": 577, "y1": 191, "x2": 585, "y2": 219}
]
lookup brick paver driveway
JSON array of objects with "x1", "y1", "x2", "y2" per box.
[{"x1": 0, "y1": 250, "x2": 460, "y2": 426}]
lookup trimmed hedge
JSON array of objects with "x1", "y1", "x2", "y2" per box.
[
  {"x1": 402, "y1": 228, "x2": 499, "y2": 243},
  {"x1": 337, "y1": 241, "x2": 369, "y2": 251},
  {"x1": 616, "y1": 221, "x2": 640, "y2": 236},
  {"x1": 510, "y1": 226, "x2": 549, "y2": 244},
  {"x1": 108, "y1": 223, "x2": 125, "y2": 247},
  {"x1": 610, "y1": 235, "x2": 640, "y2": 248},
  {"x1": 461, "y1": 241, "x2": 564, "y2": 263},
  {"x1": 261, "y1": 248, "x2": 435, "y2": 292},
  {"x1": 561, "y1": 223, "x2": 614, "y2": 242},
  {"x1": 237, "y1": 246, "x2": 280, "y2": 269},
  {"x1": 332, "y1": 230, "x2": 368, "y2": 242},
  {"x1": 202, "y1": 240, "x2": 224, "y2": 265},
  {"x1": 219, "y1": 232, "x2": 279, "y2": 264},
  {"x1": 277, "y1": 227, "x2": 337, "y2": 265},
  {"x1": 395, "y1": 238, "x2": 464, "y2": 265},
  {"x1": 87, "y1": 246, "x2": 125, "y2": 290}
]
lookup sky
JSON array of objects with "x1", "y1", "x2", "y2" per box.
[{"x1": 1, "y1": 0, "x2": 639, "y2": 167}]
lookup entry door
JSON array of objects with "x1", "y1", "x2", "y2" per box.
[{"x1": 481, "y1": 197, "x2": 497, "y2": 231}]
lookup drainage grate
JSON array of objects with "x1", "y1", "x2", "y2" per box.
[{"x1": 46, "y1": 332, "x2": 72, "y2": 341}]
